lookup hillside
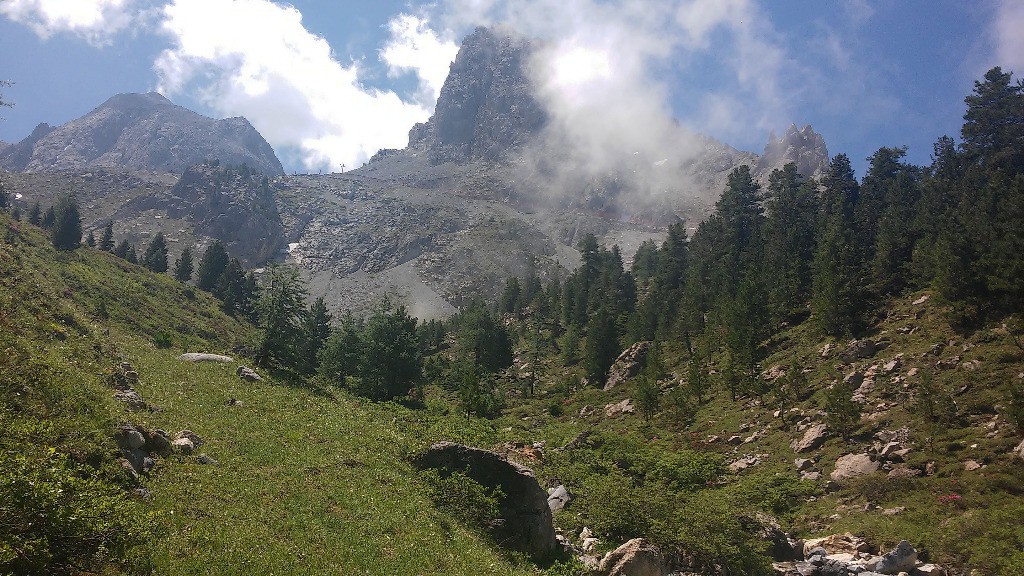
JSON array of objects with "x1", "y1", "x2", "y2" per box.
[{"x1": 0, "y1": 212, "x2": 543, "y2": 575}]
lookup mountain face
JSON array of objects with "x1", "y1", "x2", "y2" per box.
[
  {"x1": 0, "y1": 92, "x2": 284, "y2": 176},
  {"x1": 2, "y1": 27, "x2": 830, "y2": 319},
  {"x1": 408, "y1": 26, "x2": 546, "y2": 165}
]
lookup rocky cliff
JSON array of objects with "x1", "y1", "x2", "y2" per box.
[
  {"x1": 757, "y1": 124, "x2": 829, "y2": 180},
  {"x1": 408, "y1": 26, "x2": 546, "y2": 164},
  {"x1": 0, "y1": 92, "x2": 283, "y2": 176}
]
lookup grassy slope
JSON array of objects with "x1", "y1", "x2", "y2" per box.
[
  {"x1": 0, "y1": 213, "x2": 533, "y2": 575},
  {"x1": 480, "y1": 290, "x2": 1024, "y2": 574}
]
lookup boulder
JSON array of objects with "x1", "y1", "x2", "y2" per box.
[
  {"x1": 604, "y1": 341, "x2": 650, "y2": 390},
  {"x1": 197, "y1": 453, "x2": 219, "y2": 465},
  {"x1": 598, "y1": 538, "x2": 666, "y2": 576},
  {"x1": 547, "y1": 484, "x2": 571, "y2": 513},
  {"x1": 413, "y1": 442, "x2": 557, "y2": 558},
  {"x1": 604, "y1": 399, "x2": 635, "y2": 418},
  {"x1": 178, "y1": 353, "x2": 234, "y2": 363},
  {"x1": 174, "y1": 430, "x2": 203, "y2": 447},
  {"x1": 172, "y1": 437, "x2": 196, "y2": 455},
  {"x1": 802, "y1": 533, "x2": 871, "y2": 557},
  {"x1": 237, "y1": 365, "x2": 262, "y2": 381},
  {"x1": 113, "y1": 389, "x2": 148, "y2": 411},
  {"x1": 145, "y1": 429, "x2": 173, "y2": 457},
  {"x1": 963, "y1": 460, "x2": 982, "y2": 471},
  {"x1": 874, "y1": 540, "x2": 917, "y2": 575},
  {"x1": 1014, "y1": 438, "x2": 1024, "y2": 459},
  {"x1": 754, "y1": 513, "x2": 802, "y2": 561},
  {"x1": 794, "y1": 458, "x2": 814, "y2": 471},
  {"x1": 840, "y1": 339, "x2": 877, "y2": 363},
  {"x1": 791, "y1": 423, "x2": 829, "y2": 453},
  {"x1": 831, "y1": 453, "x2": 879, "y2": 481}
]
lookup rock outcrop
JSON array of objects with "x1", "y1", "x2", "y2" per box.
[
  {"x1": 0, "y1": 92, "x2": 283, "y2": 176},
  {"x1": 408, "y1": 26, "x2": 546, "y2": 164},
  {"x1": 604, "y1": 341, "x2": 650, "y2": 390},
  {"x1": 758, "y1": 124, "x2": 829, "y2": 180},
  {"x1": 412, "y1": 442, "x2": 558, "y2": 558},
  {"x1": 597, "y1": 538, "x2": 667, "y2": 576},
  {"x1": 831, "y1": 453, "x2": 879, "y2": 481}
]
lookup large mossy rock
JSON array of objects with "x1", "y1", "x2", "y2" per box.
[{"x1": 413, "y1": 441, "x2": 558, "y2": 558}]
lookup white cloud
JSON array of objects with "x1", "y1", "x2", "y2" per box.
[
  {"x1": 993, "y1": 0, "x2": 1024, "y2": 73},
  {"x1": 380, "y1": 14, "x2": 459, "y2": 107},
  {"x1": 155, "y1": 0, "x2": 454, "y2": 172},
  {"x1": 0, "y1": 0, "x2": 136, "y2": 45}
]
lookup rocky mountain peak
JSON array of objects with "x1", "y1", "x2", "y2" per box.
[
  {"x1": 409, "y1": 25, "x2": 546, "y2": 164},
  {"x1": 0, "y1": 92, "x2": 284, "y2": 176},
  {"x1": 757, "y1": 123, "x2": 829, "y2": 179}
]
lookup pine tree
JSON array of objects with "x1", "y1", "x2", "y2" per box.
[
  {"x1": 300, "y1": 296, "x2": 332, "y2": 373},
  {"x1": 27, "y1": 201, "x2": 41, "y2": 226},
  {"x1": 317, "y1": 312, "x2": 362, "y2": 388},
  {"x1": 142, "y1": 232, "x2": 169, "y2": 273},
  {"x1": 0, "y1": 179, "x2": 8, "y2": 212},
  {"x1": 357, "y1": 297, "x2": 421, "y2": 400},
  {"x1": 41, "y1": 205, "x2": 56, "y2": 229},
  {"x1": 456, "y1": 300, "x2": 513, "y2": 373},
  {"x1": 50, "y1": 195, "x2": 82, "y2": 251},
  {"x1": 173, "y1": 247, "x2": 194, "y2": 282},
  {"x1": 254, "y1": 264, "x2": 309, "y2": 368},
  {"x1": 196, "y1": 240, "x2": 230, "y2": 291},
  {"x1": 824, "y1": 379, "x2": 861, "y2": 440},
  {"x1": 99, "y1": 221, "x2": 114, "y2": 252},
  {"x1": 125, "y1": 244, "x2": 138, "y2": 264},
  {"x1": 583, "y1": 307, "x2": 619, "y2": 387},
  {"x1": 113, "y1": 239, "x2": 131, "y2": 259},
  {"x1": 85, "y1": 230, "x2": 96, "y2": 247}
]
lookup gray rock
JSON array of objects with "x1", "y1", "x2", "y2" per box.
[
  {"x1": 831, "y1": 453, "x2": 879, "y2": 481},
  {"x1": 145, "y1": 429, "x2": 173, "y2": 457},
  {"x1": 795, "y1": 458, "x2": 814, "y2": 471},
  {"x1": 547, "y1": 484, "x2": 571, "y2": 513},
  {"x1": 597, "y1": 538, "x2": 666, "y2": 576},
  {"x1": 125, "y1": 429, "x2": 146, "y2": 450},
  {"x1": 792, "y1": 423, "x2": 829, "y2": 453},
  {"x1": 237, "y1": 365, "x2": 262, "y2": 382},
  {"x1": 197, "y1": 453, "x2": 219, "y2": 465},
  {"x1": 841, "y1": 339, "x2": 877, "y2": 363},
  {"x1": 603, "y1": 341, "x2": 650, "y2": 390},
  {"x1": 413, "y1": 442, "x2": 557, "y2": 558},
  {"x1": 179, "y1": 353, "x2": 235, "y2": 363},
  {"x1": 874, "y1": 540, "x2": 917, "y2": 575},
  {"x1": 113, "y1": 389, "x2": 148, "y2": 410},
  {"x1": 172, "y1": 437, "x2": 196, "y2": 455},
  {"x1": 174, "y1": 430, "x2": 203, "y2": 447}
]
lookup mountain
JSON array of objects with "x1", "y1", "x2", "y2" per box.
[
  {"x1": 408, "y1": 26, "x2": 546, "y2": 165},
  {"x1": 0, "y1": 92, "x2": 283, "y2": 176},
  {"x1": 1, "y1": 27, "x2": 828, "y2": 319}
]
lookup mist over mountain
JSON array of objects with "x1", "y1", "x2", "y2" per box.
[{"x1": 0, "y1": 92, "x2": 284, "y2": 176}]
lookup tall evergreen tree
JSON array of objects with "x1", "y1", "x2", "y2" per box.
[
  {"x1": 317, "y1": 312, "x2": 363, "y2": 388},
  {"x1": 196, "y1": 240, "x2": 230, "y2": 291},
  {"x1": 99, "y1": 221, "x2": 114, "y2": 252},
  {"x1": 300, "y1": 296, "x2": 332, "y2": 374},
  {"x1": 763, "y1": 163, "x2": 817, "y2": 323},
  {"x1": 85, "y1": 230, "x2": 96, "y2": 248},
  {"x1": 173, "y1": 247, "x2": 194, "y2": 282},
  {"x1": 142, "y1": 232, "x2": 169, "y2": 273},
  {"x1": 125, "y1": 244, "x2": 138, "y2": 264},
  {"x1": 113, "y1": 239, "x2": 131, "y2": 259},
  {"x1": 50, "y1": 195, "x2": 82, "y2": 251},
  {"x1": 357, "y1": 298, "x2": 421, "y2": 400},
  {"x1": 0, "y1": 179, "x2": 8, "y2": 212},
  {"x1": 961, "y1": 66, "x2": 1024, "y2": 174},
  {"x1": 457, "y1": 300, "x2": 513, "y2": 373},
  {"x1": 583, "y1": 306, "x2": 619, "y2": 387},
  {"x1": 41, "y1": 205, "x2": 56, "y2": 229},
  {"x1": 27, "y1": 201, "x2": 41, "y2": 226},
  {"x1": 254, "y1": 264, "x2": 309, "y2": 368}
]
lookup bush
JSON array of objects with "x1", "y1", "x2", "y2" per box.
[
  {"x1": 421, "y1": 469, "x2": 503, "y2": 530},
  {"x1": 0, "y1": 451, "x2": 155, "y2": 575},
  {"x1": 153, "y1": 331, "x2": 173, "y2": 349}
]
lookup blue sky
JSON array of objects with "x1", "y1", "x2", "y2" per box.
[{"x1": 0, "y1": 0, "x2": 1021, "y2": 178}]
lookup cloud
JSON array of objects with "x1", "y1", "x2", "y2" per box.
[
  {"x1": 0, "y1": 0, "x2": 136, "y2": 45},
  {"x1": 992, "y1": 0, "x2": 1024, "y2": 73},
  {"x1": 154, "y1": 0, "x2": 455, "y2": 172},
  {"x1": 380, "y1": 14, "x2": 459, "y2": 107}
]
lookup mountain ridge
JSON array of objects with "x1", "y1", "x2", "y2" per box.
[{"x1": 0, "y1": 92, "x2": 284, "y2": 176}]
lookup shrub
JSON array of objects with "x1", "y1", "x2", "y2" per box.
[
  {"x1": 420, "y1": 469, "x2": 503, "y2": 531},
  {"x1": 0, "y1": 451, "x2": 155, "y2": 575},
  {"x1": 153, "y1": 331, "x2": 173, "y2": 349}
]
